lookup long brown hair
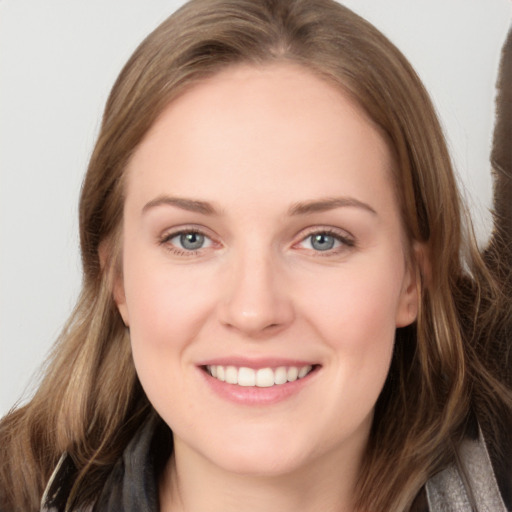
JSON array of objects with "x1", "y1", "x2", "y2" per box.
[{"x1": 1, "y1": 1, "x2": 509, "y2": 510}]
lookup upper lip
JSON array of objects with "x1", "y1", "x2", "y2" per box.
[{"x1": 197, "y1": 357, "x2": 319, "y2": 369}]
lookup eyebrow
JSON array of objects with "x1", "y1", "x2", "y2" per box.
[
  {"x1": 288, "y1": 197, "x2": 377, "y2": 216},
  {"x1": 142, "y1": 195, "x2": 377, "y2": 217},
  {"x1": 142, "y1": 196, "x2": 218, "y2": 215}
]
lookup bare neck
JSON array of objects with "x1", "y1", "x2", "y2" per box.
[{"x1": 159, "y1": 435, "x2": 365, "y2": 512}]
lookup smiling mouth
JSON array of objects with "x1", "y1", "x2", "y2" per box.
[{"x1": 204, "y1": 364, "x2": 316, "y2": 387}]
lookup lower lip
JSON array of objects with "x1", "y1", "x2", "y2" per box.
[{"x1": 199, "y1": 367, "x2": 318, "y2": 406}]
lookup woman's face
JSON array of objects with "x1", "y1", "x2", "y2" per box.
[{"x1": 116, "y1": 63, "x2": 418, "y2": 478}]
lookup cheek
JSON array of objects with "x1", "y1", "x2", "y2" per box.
[
  {"x1": 123, "y1": 244, "x2": 213, "y2": 338},
  {"x1": 294, "y1": 255, "x2": 404, "y2": 407},
  {"x1": 123, "y1": 265, "x2": 209, "y2": 415},
  {"x1": 298, "y1": 257, "x2": 404, "y2": 349},
  {"x1": 122, "y1": 252, "x2": 225, "y2": 403},
  {"x1": 319, "y1": 279, "x2": 397, "y2": 381},
  {"x1": 283, "y1": 261, "x2": 402, "y2": 447}
]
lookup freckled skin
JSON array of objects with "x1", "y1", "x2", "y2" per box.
[{"x1": 115, "y1": 63, "x2": 419, "y2": 510}]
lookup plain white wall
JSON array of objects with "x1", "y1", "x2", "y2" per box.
[{"x1": 1, "y1": 0, "x2": 510, "y2": 416}]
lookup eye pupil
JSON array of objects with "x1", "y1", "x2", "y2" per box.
[
  {"x1": 311, "y1": 233, "x2": 335, "y2": 251},
  {"x1": 180, "y1": 232, "x2": 205, "y2": 250}
]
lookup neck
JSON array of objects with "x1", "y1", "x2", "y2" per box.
[{"x1": 159, "y1": 436, "x2": 364, "y2": 512}]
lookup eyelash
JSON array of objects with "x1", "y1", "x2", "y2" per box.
[
  {"x1": 295, "y1": 228, "x2": 355, "y2": 256},
  {"x1": 158, "y1": 227, "x2": 355, "y2": 257},
  {"x1": 159, "y1": 228, "x2": 215, "y2": 257}
]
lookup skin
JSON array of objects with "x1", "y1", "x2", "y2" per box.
[{"x1": 115, "y1": 63, "x2": 419, "y2": 512}]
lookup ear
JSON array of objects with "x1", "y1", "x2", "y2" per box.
[
  {"x1": 99, "y1": 240, "x2": 130, "y2": 327},
  {"x1": 395, "y1": 243, "x2": 428, "y2": 328}
]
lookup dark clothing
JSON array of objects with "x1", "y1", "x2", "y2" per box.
[
  {"x1": 41, "y1": 414, "x2": 168, "y2": 512},
  {"x1": 40, "y1": 413, "x2": 509, "y2": 511}
]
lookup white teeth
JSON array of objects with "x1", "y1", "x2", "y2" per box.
[
  {"x1": 225, "y1": 366, "x2": 237, "y2": 384},
  {"x1": 298, "y1": 366, "x2": 310, "y2": 378},
  {"x1": 274, "y1": 366, "x2": 288, "y2": 385},
  {"x1": 206, "y1": 364, "x2": 313, "y2": 387},
  {"x1": 256, "y1": 368, "x2": 275, "y2": 387},
  {"x1": 238, "y1": 367, "x2": 256, "y2": 387},
  {"x1": 287, "y1": 366, "x2": 299, "y2": 382}
]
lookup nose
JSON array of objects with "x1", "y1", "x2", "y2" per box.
[{"x1": 217, "y1": 248, "x2": 295, "y2": 338}]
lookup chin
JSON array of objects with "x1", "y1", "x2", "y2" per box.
[
  {"x1": 176, "y1": 423, "x2": 315, "y2": 478},
  {"x1": 208, "y1": 444, "x2": 308, "y2": 478}
]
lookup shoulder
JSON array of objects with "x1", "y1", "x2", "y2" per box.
[
  {"x1": 40, "y1": 414, "x2": 171, "y2": 512},
  {"x1": 424, "y1": 421, "x2": 511, "y2": 511}
]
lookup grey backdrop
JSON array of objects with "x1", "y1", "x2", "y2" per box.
[{"x1": 1, "y1": 0, "x2": 511, "y2": 416}]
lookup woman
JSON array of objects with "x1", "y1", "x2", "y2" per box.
[{"x1": 1, "y1": 0, "x2": 511, "y2": 510}]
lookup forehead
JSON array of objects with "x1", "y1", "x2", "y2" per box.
[{"x1": 124, "y1": 63, "x2": 396, "y2": 214}]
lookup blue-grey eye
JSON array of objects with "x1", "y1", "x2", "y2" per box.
[
  {"x1": 179, "y1": 232, "x2": 205, "y2": 250},
  {"x1": 310, "y1": 233, "x2": 336, "y2": 251}
]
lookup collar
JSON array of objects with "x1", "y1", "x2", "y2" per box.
[
  {"x1": 425, "y1": 424, "x2": 508, "y2": 511},
  {"x1": 40, "y1": 413, "x2": 172, "y2": 512},
  {"x1": 41, "y1": 416, "x2": 506, "y2": 512}
]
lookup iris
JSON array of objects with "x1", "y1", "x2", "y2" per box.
[{"x1": 310, "y1": 233, "x2": 336, "y2": 251}]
